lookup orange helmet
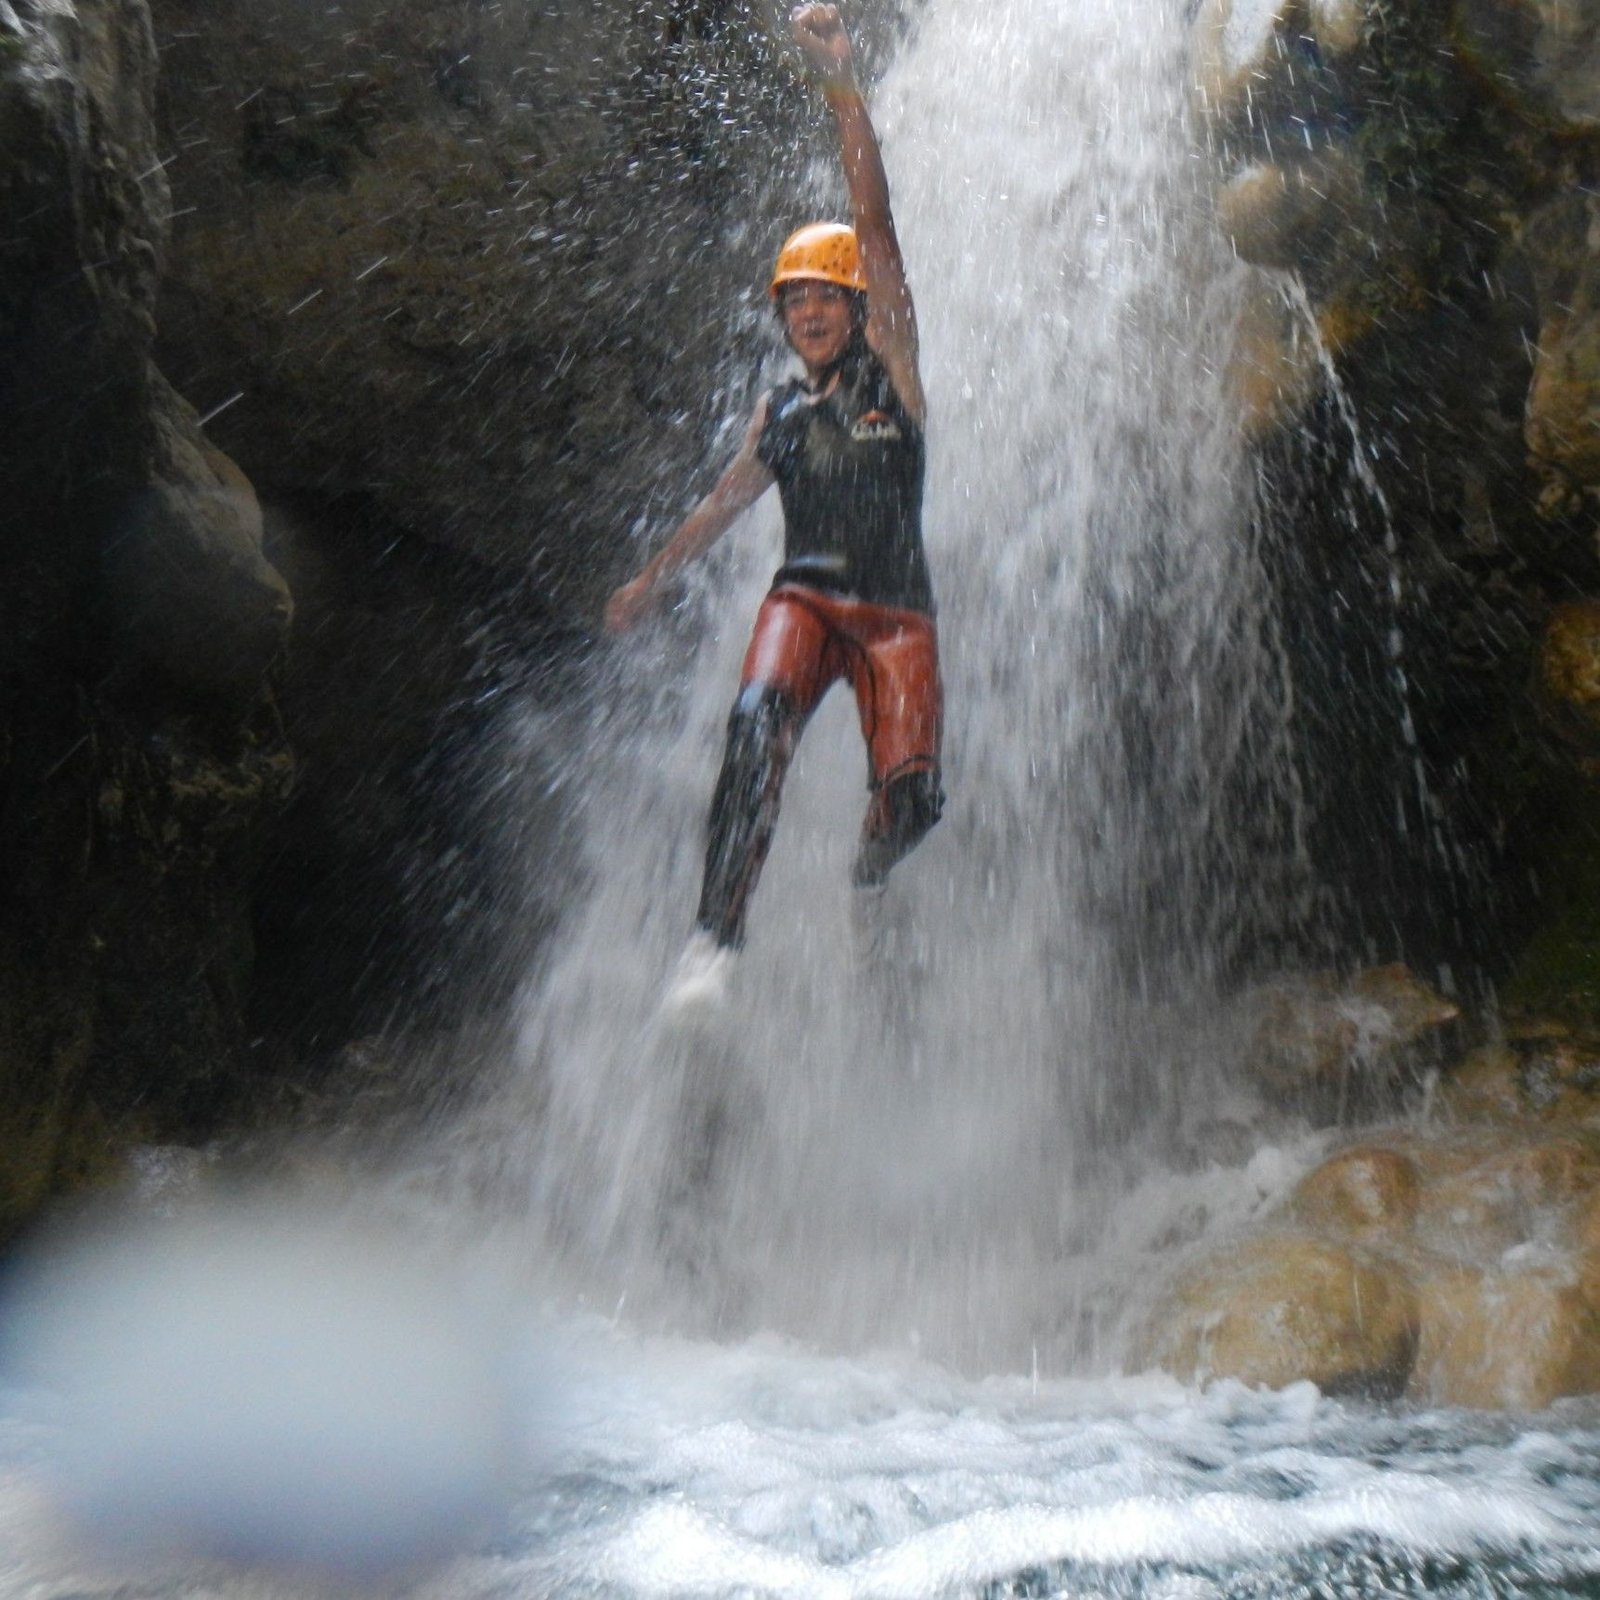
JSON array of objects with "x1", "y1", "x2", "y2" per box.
[{"x1": 768, "y1": 222, "x2": 866, "y2": 300}]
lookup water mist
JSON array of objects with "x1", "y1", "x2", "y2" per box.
[{"x1": 473, "y1": 0, "x2": 1306, "y2": 1374}]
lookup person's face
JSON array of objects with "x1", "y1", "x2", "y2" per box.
[{"x1": 779, "y1": 280, "x2": 854, "y2": 373}]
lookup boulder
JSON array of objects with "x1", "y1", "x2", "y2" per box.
[
  {"x1": 101, "y1": 370, "x2": 291, "y2": 705},
  {"x1": 1539, "y1": 600, "x2": 1600, "y2": 765},
  {"x1": 1135, "y1": 1232, "x2": 1418, "y2": 1398},
  {"x1": 1289, "y1": 1145, "x2": 1422, "y2": 1237},
  {"x1": 1134, "y1": 1116, "x2": 1600, "y2": 1409},
  {"x1": 1245, "y1": 963, "x2": 1459, "y2": 1101},
  {"x1": 1347, "y1": 963, "x2": 1464, "y2": 1035},
  {"x1": 1441, "y1": 1042, "x2": 1532, "y2": 1121},
  {"x1": 1410, "y1": 1261, "x2": 1600, "y2": 1408},
  {"x1": 1191, "y1": 0, "x2": 1306, "y2": 128},
  {"x1": 1213, "y1": 148, "x2": 1368, "y2": 273}
]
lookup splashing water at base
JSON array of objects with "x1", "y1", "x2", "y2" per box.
[
  {"x1": 471, "y1": 1332, "x2": 1600, "y2": 1600},
  {"x1": 8, "y1": 1304, "x2": 1600, "y2": 1599},
  {"x1": 452, "y1": 0, "x2": 1308, "y2": 1373}
]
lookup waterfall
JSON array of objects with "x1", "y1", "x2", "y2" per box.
[{"x1": 464, "y1": 0, "x2": 1308, "y2": 1373}]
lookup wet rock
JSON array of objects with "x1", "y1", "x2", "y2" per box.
[
  {"x1": 1191, "y1": 0, "x2": 1304, "y2": 129},
  {"x1": 1135, "y1": 1118, "x2": 1600, "y2": 1408},
  {"x1": 1213, "y1": 149, "x2": 1369, "y2": 273},
  {"x1": 1350, "y1": 963, "x2": 1465, "y2": 1034},
  {"x1": 1226, "y1": 276, "x2": 1324, "y2": 436},
  {"x1": 1567, "y1": 1183, "x2": 1600, "y2": 1261},
  {"x1": 1307, "y1": 0, "x2": 1373, "y2": 62},
  {"x1": 1526, "y1": 276, "x2": 1600, "y2": 492},
  {"x1": 1405, "y1": 1132, "x2": 1600, "y2": 1258},
  {"x1": 1, "y1": 0, "x2": 167, "y2": 481},
  {"x1": 1410, "y1": 1261, "x2": 1600, "y2": 1408},
  {"x1": 0, "y1": 0, "x2": 295, "y2": 1239},
  {"x1": 1521, "y1": 190, "x2": 1600, "y2": 496},
  {"x1": 1244, "y1": 963, "x2": 1459, "y2": 1103},
  {"x1": 1513, "y1": 1036, "x2": 1600, "y2": 1120},
  {"x1": 1508, "y1": 1132, "x2": 1600, "y2": 1207},
  {"x1": 1247, "y1": 982, "x2": 1359, "y2": 1090},
  {"x1": 1411, "y1": 1152, "x2": 1529, "y2": 1259},
  {"x1": 1135, "y1": 1232, "x2": 1419, "y2": 1398},
  {"x1": 102, "y1": 370, "x2": 292, "y2": 705},
  {"x1": 1539, "y1": 600, "x2": 1600, "y2": 767},
  {"x1": 1451, "y1": 0, "x2": 1600, "y2": 126},
  {"x1": 1442, "y1": 1043, "x2": 1537, "y2": 1120},
  {"x1": 1289, "y1": 1145, "x2": 1422, "y2": 1236},
  {"x1": 1445, "y1": 1035, "x2": 1600, "y2": 1124}
]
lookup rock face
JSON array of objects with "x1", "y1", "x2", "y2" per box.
[
  {"x1": 1188, "y1": 0, "x2": 1600, "y2": 998},
  {"x1": 103, "y1": 370, "x2": 292, "y2": 705},
  {"x1": 1243, "y1": 964, "x2": 1459, "y2": 1109},
  {"x1": 146, "y1": 0, "x2": 908, "y2": 613},
  {"x1": 1138, "y1": 1028, "x2": 1600, "y2": 1408},
  {"x1": 1525, "y1": 191, "x2": 1600, "y2": 498},
  {"x1": 1, "y1": 0, "x2": 292, "y2": 1236},
  {"x1": 1135, "y1": 1232, "x2": 1419, "y2": 1397}
]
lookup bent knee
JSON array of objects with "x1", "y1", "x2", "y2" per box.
[
  {"x1": 723, "y1": 684, "x2": 796, "y2": 759},
  {"x1": 729, "y1": 682, "x2": 794, "y2": 733}
]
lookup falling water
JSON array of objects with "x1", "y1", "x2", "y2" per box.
[
  {"x1": 11, "y1": 6, "x2": 1600, "y2": 1597},
  {"x1": 454, "y1": 0, "x2": 1308, "y2": 1375}
]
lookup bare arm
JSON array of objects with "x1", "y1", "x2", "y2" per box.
[
  {"x1": 791, "y1": 4, "x2": 924, "y2": 423},
  {"x1": 604, "y1": 397, "x2": 774, "y2": 634}
]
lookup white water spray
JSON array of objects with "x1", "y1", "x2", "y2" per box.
[{"x1": 469, "y1": 0, "x2": 1305, "y2": 1372}]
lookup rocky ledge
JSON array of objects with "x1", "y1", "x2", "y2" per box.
[{"x1": 1138, "y1": 1017, "x2": 1600, "y2": 1409}]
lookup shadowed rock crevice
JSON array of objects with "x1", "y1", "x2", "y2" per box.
[{"x1": 1, "y1": 0, "x2": 294, "y2": 1235}]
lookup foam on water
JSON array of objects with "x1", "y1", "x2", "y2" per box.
[
  {"x1": 3, "y1": 1156, "x2": 1600, "y2": 1594},
  {"x1": 441, "y1": 1324, "x2": 1600, "y2": 1599},
  {"x1": 7, "y1": 1319, "x2": 1600, "y2": 1598}
]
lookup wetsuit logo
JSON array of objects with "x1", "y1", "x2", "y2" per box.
[{"x1": 850, "y1": 409, "x2": 902, "y2": 443}]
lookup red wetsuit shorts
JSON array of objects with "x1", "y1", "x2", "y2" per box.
[{"x1": 739, "y1": 583, "x2": 942, "y2": 792}]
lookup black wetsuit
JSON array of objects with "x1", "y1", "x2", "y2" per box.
[
  {"x1": 694, "y1": 345, "x2": 944, "y2": 949},
  {"x1": 757, "y1": 345, "x2": 933, "y2": 615}
]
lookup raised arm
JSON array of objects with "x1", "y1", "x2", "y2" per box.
[
  {"x1": 604, "y1": 397, "x2": 775, "y2": 635},
  {"x1": 791, "y1": 3, "x2": 924, "y2": 423}
]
